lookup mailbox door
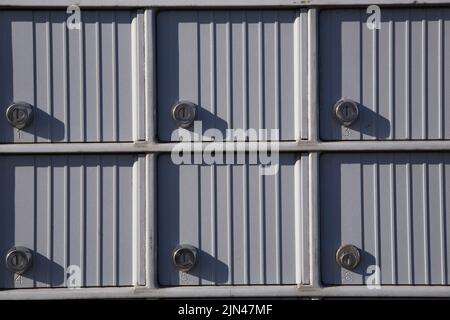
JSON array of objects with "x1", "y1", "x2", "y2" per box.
[
  {"x1": 320, "y1": 8, "x2": 450, "y2": 141},
  {"x1": 321, "y1": 153, "x2": 450, "y2": 285},
  {"x1": 156, "y1": 10, "x2": 309, "y2": 142},
  {"x1": 0, "y1": 154, "x2": 145, "y2": 288},
  {"x1": 157, "y1": 154, "x2": 310, "y2": 286},
  {"x1": 0, "y1": 10, "x2": 143, "y2": 143}
]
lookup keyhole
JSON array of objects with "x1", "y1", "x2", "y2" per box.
[
  {"x1": 13, "y1": 109, "x2": 25, "y2": 122},
  {"x1": 176, "y1": 107, "x2": 185, "y2": 121},
  {"x1": 343, "y1": 254, "x2": 355, "y2": 267},
  {"x1": 344, "y1": 255, "x2": 350, "y2": 265},
  {"x1": 179, "y1": 253, "x2": 192, "y2": 266},
  {"x1": 343, "y1": 105, "x2": 349, "y2": 118},
  {"x1": 10, "y1": 253, "x2": 24, "y2": 268},
  {"x1": 11, "y1": 254, "x2": 18, "y2": 266}
]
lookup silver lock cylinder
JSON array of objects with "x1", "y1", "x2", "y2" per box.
[
  {"x1": 334, "y1": 98, "x2": 359, "y2": 126},
  {"x1": 172, "y1": 244, "x2": 198, "y2": 272},
  {"x1": 5, "y1": 246, "x2": 33, "y2": 275},
  {"x1": 336, "y1": 244, "x2": 361, "y2": 271},
  {"x1": 6, "y1": 102, "x2": 34, "y2": 129},
  {"x1": 172, "y1": 101, "x2": 197, "y2": 128}
]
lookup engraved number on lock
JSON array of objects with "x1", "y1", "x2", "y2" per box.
[
  {"x1": 344, "y1": 271, "x2": 353, "y2": 282},
  {"x1": 14, "y1": 274, "x2": 23, "y2": 283}
]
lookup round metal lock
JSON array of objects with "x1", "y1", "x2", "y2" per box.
[
  {"x1": 172, "y1": 101, "x2": 197, "y2": 128},
  {"x1": 172, "y1": 244, "x2": 198, "y2": 272},
  {"x1": 334, "y1": 99, "x2": 359, "y2": 126},
  {"x1": 5, "y1": 246, "x2": 33, "y2": 275},
  {"x1": 6, "y1": 102, "x2": 34, "y2": 129},
  {"x1": 336, "y1": 244, "x2": 360, "y2": 270}
]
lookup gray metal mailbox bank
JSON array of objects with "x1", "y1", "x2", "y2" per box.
[{"x1": 0, "y1": 0, "x2": 449, "y2": 299}]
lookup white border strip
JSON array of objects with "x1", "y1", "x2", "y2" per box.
[
  {"x1": 1, "y1": 140, "x2": 450, "y2": 153},
  {"x1": 294, "y1": 157, "x2": 302, "y2": 285},
  {"x1": 0, "y1": 0, "x2": 448, "y2": 7},
  {"x1": 132, "y1": 156, "x2": 139, "y2": 285},
  {"x1": 3, "y1": 285, "x2": 450, "y2": 299},
  {"x1": 131, "y1": 13, "x2": 139, "y2": 142},
  {"x1": 294, "y1": 10, "x2": 301, "y2": 142}
]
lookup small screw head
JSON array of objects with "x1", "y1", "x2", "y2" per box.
[
  {"x1": 336, "y1": 244, "x2": 361, "y2": 270},
  {"x1": 334, "y1": 99, "x2": 359, "y2": 126},
  {"x1": 6, "y1": 102, "x2": 34, "y2": 129},
  {"x1": 172, "y1": 244, "x2": 198, "y2": 272},
  {"x1": 6, "y1": 246, "x2": 33, "y2": 275},
  {"x1": 172, "y1": 101, "x2": 197, "y2": 128}
]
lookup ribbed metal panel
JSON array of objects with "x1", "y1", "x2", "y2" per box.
[
  {"x1": 157, "y1": 154, "x2": 309, "y2": 286},
  {"x1": 0, "y1": 154, "x2": 145, "y2": 288},
  {"x1": 321, "y1": 153, "x2": 450, "y2": 285},
  {"x1": 156, "y1": 10, "x2": 308, "y2": 142},
  {"x1": 0, "y1": 10, "x2": 142, "y2": 143},
  {"x1": 320, "y1": 8, "x2": 450, "y2": 140}
]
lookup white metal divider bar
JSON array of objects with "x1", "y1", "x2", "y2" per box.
[
  {"x1": 299, "y1": 8, "x2": 320, "y2": 290},
  {"x1": 132, "y1": 10, "x2": 146, "y2": 141},
  {"x1": 294, "y1": 156, "x2": 303, "y2": 285},
  {"x1": 306, "y1": 9, "x2": 321, "y2": 290},
  {"x1": 0, "y1": 0, "x2": 447, "y2": 7},
  {"x1": 2, "y1": 285, "x2": 450, "y2": 299},
  {"x1": 144, "y1": 9, "x2": 158, "y2": 290},
  {"x1": 308, "y1": 152, "x2": 320, "y2": 289},
  {"x1": 132, "y1": 154, "x2": 147, "y2": 286},
  {"x1": 2, "y1": 140, "x2": 450, "y2": 153},
  {"x1": 294, "y1": 9, "x2": 302, "y2": 141}
]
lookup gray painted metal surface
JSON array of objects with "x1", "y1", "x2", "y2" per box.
[
  {"x1": 320, "y1": 8, "x2": 450, "y2": 141},
  {"x1": 157, "y1": 10, "x2": 308, "y2": 142},
  {"x1": 3, "y1": 4, "x2": 450, "y2": 299},
  {"x1": 0, "y1": 154, "x2": 145, "y2": 288},
  {"x1": 321, "y1": 153, "x2": 450, "y2": 285},
  {"x1": 0, "y1": 10, "x2": 143, "y2": 143},
  {"x1": 157, "y1": 154, "x2": 309, "y2": 285}
]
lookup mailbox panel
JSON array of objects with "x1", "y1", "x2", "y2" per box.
[
  {"x1": 0, "y1": 10, "x2": 142, "y2": 143},
  {"x1": 157, "y1": 154, "x2": 309, "y2": 286},
  {"x1": 0, "y1": 154, "x2": 145, "y2": 288},
  {"x1": 156, "y1": 10, "x2": 308, "y2": 142},
  {"x1": 320, "y1": 8, "x2": 450, "y2": 140},
  {"x1": 321, "y1": 153, "x2": 450, "y2": 285}
]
